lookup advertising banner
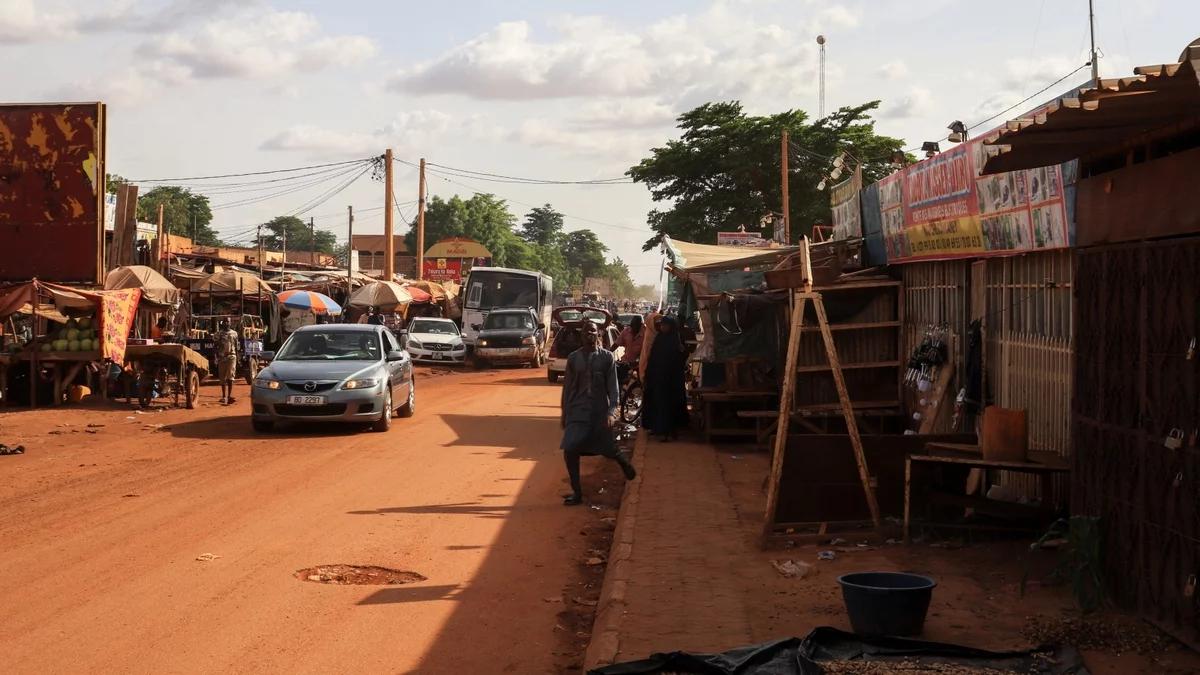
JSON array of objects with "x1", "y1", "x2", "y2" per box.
[
  {"x1": 830, "y1": 166, "x2": 863, "y2": 240},
  {"x1": 879, "y1": 137, "x2": 1071, "y2": 262},
  {"x1": 423, "y1": 257, "x2": 462, "y2": 283},
  {"x1": 0, "y1": 103, "x2": 105, "y2": 282},
  {"x1": 717, "y1": 231, "x2": 770, "y2": 247}
]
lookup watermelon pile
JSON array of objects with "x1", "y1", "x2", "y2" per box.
[{"x1": 47, "y1": 317, "x2": 99, "y2": 352}]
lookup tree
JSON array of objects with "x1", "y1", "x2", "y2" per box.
[
  {"x1": 627, "y1": 101, "x2": 907, "y2": 249},
  {"x1": 262, "y1": 215, "x2": 337, "y2": 255},
  {"x1": 105, "y1": 173, "x2": 127, "y2": 196},
  {"x1": 601, "y1": 257, "x2": 636, "y2": 299},
  {"x1": 562, "y1": 230, "x2": 608, "y2": 281},
  {"x1": 137, "y1": 186, "x2": 220, "y2": 246},
  {"x1": 519, "y1": 204, "x2": 565, "y2": 246},
  {"x1": 634, "y1": 284, "x2": 658, "y2": 301},
  {"x1": 405, "y1": 193, "x2": 533, "y2": 267}
]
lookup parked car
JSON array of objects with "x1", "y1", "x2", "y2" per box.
[
  {"x1": 547, "y1": 306, "x2": 618, "y2": 384},
  {"x1": 404, "y1": 317, "x2": 467, "y2": 364},
  {"x1": 250, "y1": 324, "x2": 414, "y2": 433},
  {"x1": 616, "y1": 312, "x2": 641, "y2": 329},
  {"x1": 472, "y1": 306, "x2": 547, "y2": 368}
]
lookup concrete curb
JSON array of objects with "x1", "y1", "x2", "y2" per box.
[{"x1": 583, "y1": 430, "x2": 646, "y2": 671}]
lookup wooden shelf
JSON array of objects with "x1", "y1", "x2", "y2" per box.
[
  {"x1": 799, "y1": 321, "x2": 900, "y2": 332},
  {"x1": 794, "y1": 360, "x2": 901, "y2": 373},
  {"x1": 794, "y1": 400, "x2": 901, "y2": 412}
]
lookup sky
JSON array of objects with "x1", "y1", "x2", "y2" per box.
[{"x1": 2, "y1": 0, "x2": 1197, "y2": 284}]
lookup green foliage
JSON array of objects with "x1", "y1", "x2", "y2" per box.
[
  {"x1": 633, "y1": 284, "x2": 658, "y2": 301},
  {"x1": 519, "y1": 204, "x2": 565, "y2": 246},
  {"x1": 405, "y1": 197, "x2": 636, "y2": 296},
  {"x1": 137, "y1": 185, "x2": 220, "y2": 247},
  {"x1": 105, "y1": 173, "x2": 127, "y2": 196},
  {"x1": 262, "y1": 215, "x2": 338, "y2": 255},
  {"x1": 627, "y1": 100, "x2": 907, "y2": 250}
]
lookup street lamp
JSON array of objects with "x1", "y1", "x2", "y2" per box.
[{"x1": 921, "y1": 141, "x2": 941, "y2": 158}]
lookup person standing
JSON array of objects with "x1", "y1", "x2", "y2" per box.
[
  {"x1": 616, "y1": 314, "x2": 645, "y2": 384},
  {"x1": 642, "y1": 316, "x2": 689, "y2": 441},
  {"x1": 215, "y1": 319, "x2": 239, "y2": 405},
  {"x1": 560, "y1": 321, "x2": 636, "y2": 506}
]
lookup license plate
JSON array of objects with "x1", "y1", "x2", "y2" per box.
[
  {"x1": 285, "y1": 395, "x2": 326, "y2": 405},
  {"x1": 433, "y1": 353, "x2": 443, "y2": 360}
]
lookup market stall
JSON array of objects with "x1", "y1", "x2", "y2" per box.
[{"x1": 0, "y1": 280, "x2": 140, "y2": 407}]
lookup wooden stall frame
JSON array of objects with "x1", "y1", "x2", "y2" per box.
[{"x1": 763, "y1": 239, "x2": 883, "y2": 545}]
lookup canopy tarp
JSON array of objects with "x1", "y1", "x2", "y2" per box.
[
  {"x1": 348, "y1": 281, "x2": 413, "y2": 309},
  {"x1": 192, "y1": 270, "x2": 274, "y2": 296},
  {"x1": 0, "y1": 281, "x2": 140, "y2": 363},
  {"x1": 403, "y1": 280, "x2": 447, "y2": 302},
  {"x1": 662, "y1": 236, "x2": 797, "y2": 273},
  {"x1": 104, "y1": 265, "x2": 180, "y2": 307}
]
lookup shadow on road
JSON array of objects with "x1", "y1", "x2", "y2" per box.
[
  {"x1": 356, "y1": 584, "x2": 461, "y2": 606},
  {"x1": 165, "y1": 415, "x2": 369, "y2": 440},
  {"x1": 347, "y1": 502, "x2": 513, "y2": 519},
  {"x1": 461, "y1": 376, "x2": 556, "y2": 387},
  {"x1": 436, "y1": 412, "x2": 559, "y2": 453}
]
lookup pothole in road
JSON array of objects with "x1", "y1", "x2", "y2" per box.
[{"x1": 295, "y1": 565, "x2": 426, "y2": 585}]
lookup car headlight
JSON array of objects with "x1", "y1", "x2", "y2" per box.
[
  {"x1": 479, "y1": 339, "x2": 489, "y2": 347},
  {"x1": 342, "y1": 378, "x2": 380, "y2": 390},
  {"x1": 521, "y1": 336, "x2": 536, "y2": 345},
  {"x1": 254, "y1": 378, "x2": 281, "y2": 390},
  {"x1": 407, "y1": 340, "x2": 422, "y2": 350}
]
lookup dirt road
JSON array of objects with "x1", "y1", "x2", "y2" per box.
[{"x1": 0, "y1": 367, "x2": 621, "y2": 674}]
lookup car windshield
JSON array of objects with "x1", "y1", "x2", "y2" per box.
[
  {"x1": 485, "y1": 313, "x2": 534, "y2": 330},
  {"x1": 409, "y1": 320, "x2": 458, "y2": 336},
  {"x1": 276, "y1": 330, "x2": 382, "y2": 361},
  {"x1": 558, "y1": 310, "x2": 581, "y2": 322}
]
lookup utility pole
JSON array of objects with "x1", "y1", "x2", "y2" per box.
[
  {"x1": 417, "y1": 157, "x2": 426, "y2": 280},
  {"x1": 257, "y1": 224, "x2": 264, "y2": 281},
  {"x1": 155, "y1": 203, "x2": 165, "y2": 274},
  {"x1": 281, "y1": 223, "x2": 287, "y2": 291},
  {"x1": 1088, "y1": 0, "x2": 1099, "y2": 86},
  {"x1": 309, "y1": 216, "x2": 316, "y2": 266},
  {"x1": 347, "y1": 206, "x2": 354, "y2": 302},
  {"x1": 781, "y1": 130, "x2": 791, "y2": 245},
  {"x1": 817, "y1": 35, "x2": 827, "y2": 118},
  {"x1": 384, "y1": 148, "x2": 395, "y2": 280}
]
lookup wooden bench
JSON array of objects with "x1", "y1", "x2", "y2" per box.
[{"x1": 696, "y1": 390, "x2": 776, "y2": 442}]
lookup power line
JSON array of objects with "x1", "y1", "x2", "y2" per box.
[
  {"x1": 421, "y1": 160, "x2": 632, "y2": 185},
  {"x1": 967, "y1": 62, "x2": 1089, "y2": 132},
  {"x1": 128, "y1": 157, "x2": 376, "y2": 183},
  {"x1": 210, "y1": 162, "x2": 369, "y2": 211}
]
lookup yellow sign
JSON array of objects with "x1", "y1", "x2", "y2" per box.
[{"x1": 904, "y1": 216, "x2": 987, "y2": 257}]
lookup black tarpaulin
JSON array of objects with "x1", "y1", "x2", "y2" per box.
[{"x1": 588, "y1": 627, "x2": 1090, "y2": 675}]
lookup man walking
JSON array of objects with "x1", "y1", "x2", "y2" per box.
[
  {"x1": 215, "y1": 319, "x2": 239, "y2": 405},
  {"x1": 560, "y1": 321, "x2": 636, "y2": 505}
]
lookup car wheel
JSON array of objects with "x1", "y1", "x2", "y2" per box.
[
  {"x1": 398, "y1": 380, "x2": 415, "y2": 418},
  {"x1": 372, "y1": 391, "x2": 393, "y2": 432},
  {"x1": 252, "y1": 419, "x2": 274, "y2": 433},
  {"x1": 548, "y1": 371, "x2": 559, "y2": 384}
]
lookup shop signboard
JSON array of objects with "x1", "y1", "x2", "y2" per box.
[
  {"x1": 879, "y1": 135, "x2": 1071, "y2": 263},
  {"x1": 830, "y1": 166, "x2": 863, "y2": 240},
  {"x1": 0, "y1": 103, "x2": 106, "y2": 282},
  {"x1": 422, "y1": 257, "x2": 462, "y2": 283}
]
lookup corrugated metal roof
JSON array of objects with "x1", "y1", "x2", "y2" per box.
[{"x1": 981, "y1": 40, "x2": 1200, "y2": 174}]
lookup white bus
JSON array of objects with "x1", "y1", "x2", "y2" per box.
[{"x1": 461, "y1": 267, "x2": 554, "y2": 347}]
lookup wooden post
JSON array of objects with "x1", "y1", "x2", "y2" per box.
[
  {"x1": 29, "y1": 289, "x2": 38, "y2": 410},
  {"x1": 762, "y1": 290, "x2": 807, "y2": 541},
  {"x1": 155, "y1": 203, "x2": 165, "y2": 274},
  {"x1": 346, "y1": 205, "x2": 354, "y2": 303},
  {"x1": 416, "y1": 158, "x2": 426, "y2": 280},
  {"x1": 309, "y1": 217, "x2": 316, "y2": 266},
  {"x1": 814, "y1": 295, "x2": 882, "y2": 529},
  {"x1": 384, "y1": 148, "x2": 395, "y2": 280},
  {"x1": 903, "y1": 457, "x2": 912, "y2": 543},
  {"x1": 781, "y1": 130, "x2": 791, "y2": 245}
]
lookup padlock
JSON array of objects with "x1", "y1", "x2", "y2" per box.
[
  {"x1": 1188, "y1": 337, "x2": 1196, "y2": 361},
  {"x1": 1185, "y1": 574, "x2": 1197, "y2": 599},
  {"x1": 1165, "y1": 428, "x2": 1184, "y2": 450}
]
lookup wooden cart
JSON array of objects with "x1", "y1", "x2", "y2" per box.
[{"x1": 125, "y1": 344, "x2": 210, "y2": 409}]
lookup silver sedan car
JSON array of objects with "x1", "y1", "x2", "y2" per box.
[{"x1": 250, "y1": 324, "x2": 414, "y2": 433}]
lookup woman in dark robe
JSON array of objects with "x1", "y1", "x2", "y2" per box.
[{"x1": 642, "y1": 316, "x2": 689, "y2": 441}]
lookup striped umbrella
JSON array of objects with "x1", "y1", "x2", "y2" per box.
[{"x1": 277, "y1": 290, "x2": 342, "y2": 315}]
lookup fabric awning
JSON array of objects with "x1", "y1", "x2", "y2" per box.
[
  {"x1": 663, "y1": 236, "x2": 798, "y2": 272},
  {"x1": 982, "y1": 40, "x2": 1200, "y2": 174},
  {"x1": 192, "y1": 270, "x2": 274, "y2": 296},
  {"x1": 104, "y1": 265, "x2": 180, "y2": 307},
  {"x1": 424, "y1": 237, "x2": 493, "y2": 259}
]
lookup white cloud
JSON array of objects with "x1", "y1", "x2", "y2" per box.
[
  {"x1": 512, "y1": 119, "x2": 660, "y2": 161},
  {"x1": 878, "y1": 60, "x2": 910, "y2": 80},
  {"x1": 0, "y1": 0, "x2": 245, "y2": 42},
  {"x1": 880, "y1": 86, "x2": 934, "y2": 119},
  {"x1": 817, "y1": 6, "x2": 860, "y2": 29},
  {"x1": 0, "y1": 0, "x2": 76, "y2": 42},
  {"x1": 571, "y1": 99, "x2": 677, "y2": 130},
  {"x1": 387, "y1": 4, "x2": 823, "y2": 104},
  {"x1": 261, "y1": 110, "x2": 454, "y2": 159},
  {"x1": 138, "y1": 8, "x2": 376, "y2": 80}
]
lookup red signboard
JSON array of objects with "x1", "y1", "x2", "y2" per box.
[
  {"x1": 0, "y1": 103, "x2": 106, "y2": 282},
  {"x1": 878, "y1": 137, "x2": 1071, "y2": 262},
  {"x1": 423, "y1": 257, "x2": 462, "y2": 283}
]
